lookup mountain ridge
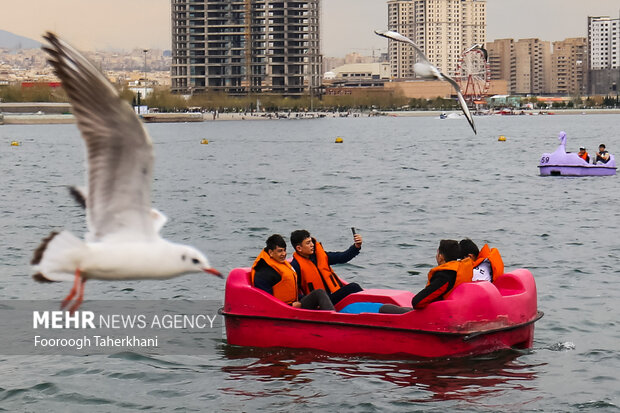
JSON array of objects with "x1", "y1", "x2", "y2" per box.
[{"x1": 0, "y1": 30, "x2": 41, "y2": 50}]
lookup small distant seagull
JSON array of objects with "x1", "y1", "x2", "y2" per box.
[
  {"x1": 375, "y1": 29, "x2": 476, "y2": 134},
  {"x1": 32, "y1": 32, "x2": 222, "y2": 313},
  {"x1": 463, "y1": 43, "x2": 488, "y2": 62}
]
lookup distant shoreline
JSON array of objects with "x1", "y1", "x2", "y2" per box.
[{"x1": 2, "y1": 108, "x2": 620, "y2": 125}]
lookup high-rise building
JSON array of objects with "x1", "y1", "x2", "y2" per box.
[
  {"x1": 461, "y1": 0, "x2": 486, "y2": 52},
  {"x1": 514, "y1": 38, "x2": 551, "y2": 95},
  {"x1": 588, "y1": 15, "x2": 619, "y2": 70},
  {"x1": 171, "y1": 0, "x2": 321, "y2": 96},
  {"x1": 551, "y1": 38, "x2": 587, "y2": 96},
  {"x1": 487, "y1": 38, "x2": 551, "y2": 95},
  {"x1": 486, "y1": 38, "x2": 514, "y2": 90},
  {"x1": 588, "y1": 15, "x2": 620, "y2": 95},
  {"x1": 386, "y1": 0, "x2": 486, "y2": 79}
]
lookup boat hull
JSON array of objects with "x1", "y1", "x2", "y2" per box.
[
  {"x1": 224, "y1": 313, "x2": 538, "y2": 358},
  {"x1": 223, "y1": 268, "x2": 542, "y2": 358},
  {"x1": 539, "y1": 165, "x2": 616, "y2": 176}
]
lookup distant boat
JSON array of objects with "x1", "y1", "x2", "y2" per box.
[
  {"x1": 438, "y1": 112, "x2": 461, "y2": 119},
  {"x1": 538, "y1": 131, "x2": 616, "y2": 176}
]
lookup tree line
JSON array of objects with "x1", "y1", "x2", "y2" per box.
[{"x1": 1, "y1": 84, "x2": 618, "y2": 112}]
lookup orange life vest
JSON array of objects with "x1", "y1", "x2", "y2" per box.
[
  {"x1": 579, "y1": 151, "x2": 589, "y2": 161},
  {"x1": 294, "y1": 240, "x2": 344, "y2": 295},
  {"x1": 250, "y1": 250, "x2": 298, "y2": 304},
  {"x1": 426, "y1": 258, "x2": 474, "y2": 297},
  {"x1": 473, "y1": 244, "x2": 504, "y2": 282}
]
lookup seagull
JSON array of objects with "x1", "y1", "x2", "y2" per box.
[
  {"x1": 463, "y1": 43, "x2": 488, "y2": 62},
  {"x1": 375, "y1": 29, "x2": 477, "y2": 134},
  {"x1": 32, "y1": 32, "x2": 222, "y2": 312}
]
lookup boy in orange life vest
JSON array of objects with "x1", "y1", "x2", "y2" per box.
[
  {"x1": 379, "y1": 239, "x2": 471, "y2": 313},
  {"x1": 578, "y1": 146, "x2": 590, "y2": 163},
  {"x1": 290, "y1": 229, "x2": 364, "y2": 305},
  {"x1": 459, "y1": 238, "x2": 504, "y2": 282},
  {"x1": 251, "y1": 234, "x2": 334, "y2": 310}
]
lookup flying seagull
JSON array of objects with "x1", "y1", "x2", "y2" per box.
[
  {"x1": 375, "y1": 29, "x2": 477, "y2": 134},
  {"x1": 32, "y1": 32, "x2": 222, "y2": 312},
  {"x1": 463, "y1": 43, "x2": 488, "y2": 62}
]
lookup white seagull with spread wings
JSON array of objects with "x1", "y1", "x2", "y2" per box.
[
  {"x1": 32, "y1": 32, "x2": 222, "y2": 312},
  {"x1": 375, "y1": 30, "x2": 477, "y2": 134}
]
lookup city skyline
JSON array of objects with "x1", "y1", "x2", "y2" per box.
[{"x1": 1, "y1": 1, "x2": 619, "y2": 56}]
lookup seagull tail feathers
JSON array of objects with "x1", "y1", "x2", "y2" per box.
[{"x1": 32, "y1": 230, "x2": 85, "y2": 282}]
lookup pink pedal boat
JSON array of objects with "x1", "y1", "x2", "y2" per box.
[
  {"x1": 539, "y1": 131, "x2": 616, "y2": 176},
  {"x1": 222, "y1": 268, "x2": 543, "y2": 358}
]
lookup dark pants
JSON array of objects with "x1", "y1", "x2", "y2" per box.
[
  {"x1": 300, "y1": 289, "x2": 335, "y2": 311},
  {"x1": 328, "y1": 282, "x2": 363, "y2": 305},
  {"x1": 378, "y1": 304, "x2": 413, "y2": 314}
]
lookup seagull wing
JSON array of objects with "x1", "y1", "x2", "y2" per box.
[
  {"x1": 441, "y1": 72, "x2": 477, "y2": 134},
  {"x1": 375, "y1": 29, "x2": 477, "y2": 134},
  {"x1": 463, "y1": 43, "x2": 488, "y2": 62},
  {"x1": 67, "y1": 185, "x2": 167, "y2": 239},
  {"x1": 42, "y1": 32, "x2": 156, "y2": 241},
  {"x1": 374, "y1": 30, "x2": 430, "y2": 65}
]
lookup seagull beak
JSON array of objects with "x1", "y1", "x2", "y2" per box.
[{"x1": 204, "y1": 268, "x2": 223, "y2": 278}]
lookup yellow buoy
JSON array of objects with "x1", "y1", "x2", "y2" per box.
[
  {"x1": 201, "y1": 139, "x2": 209, "y2": 145},
  {"x1": 335, "y1": 137, "x2": 343, "y2": 143},
  {"x1": 11, "y1": 141, "x2": 20, "y2": 146},
  {"x1": 498, "y1": 135, "x2": 506, "y2": 142}
]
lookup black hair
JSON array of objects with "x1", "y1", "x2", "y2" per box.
[
  {"x1": 438, "y1": 239, "x2": 461, "y2": 262},
  {"x1": 290, "y1": 229, "x2": 311, "y2": 248},
  {"x1": 599, "y1": 144, "x2": 606, "y2": 149},
  {"x1": 265, "y1": 234, "x2": 286, "y2": 252},
  {"x1": 459, "y1": 238, "x2": 479, "y2": 259}
]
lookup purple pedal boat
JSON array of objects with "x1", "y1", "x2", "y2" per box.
[{"x1": 538, "y1": 131, "x2": 616, "y2": 176}]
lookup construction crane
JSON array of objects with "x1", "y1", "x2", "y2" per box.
[{"x1": 349, "y1": 47, "x2": 384, "y2": 59}]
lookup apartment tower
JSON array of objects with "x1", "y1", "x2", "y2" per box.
[
  {"x1": 171, "y1": 0, "x2": 321, "y2": 96},
  {"x1": 588, "y1": 15, "x2": 620, "y2": 70},
  {"x1": 551, "y1": 38, "x2": 587, "y2": 96},
  {"x1": 513, "y1": 39, "x2": 551, "y2": 95},
  {"x1": 486, "y1": 38, "x2": 552, "y2": 95},
  {"x1": 386, "y1": 0, "x2": 486, "y2": 79},
  {"x1": 588, "y1": 15, "x2": 620, "y2": 95},
  {"x1": 486, "y1": 38, "x2": 515, "y2": 91}
]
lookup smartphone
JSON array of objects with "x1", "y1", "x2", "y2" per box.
[{"x1": 351, "y1": 227, "x2": 357, "y2": 236}]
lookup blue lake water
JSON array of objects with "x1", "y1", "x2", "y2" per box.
[{"x1": 1, "y1": 114, "x2": 619, "y2": 411}]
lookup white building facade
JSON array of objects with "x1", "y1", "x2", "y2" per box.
[
  {"x1": 588, "y1": 15, "x2": 619, "y2": 70},
  {"x1": 588, "y1": 14, "x2": 620, "y2": 95}
]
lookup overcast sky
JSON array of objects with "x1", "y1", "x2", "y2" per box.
[{"x1": 1, "y1": 1, "x2": 619, "y2": 56}]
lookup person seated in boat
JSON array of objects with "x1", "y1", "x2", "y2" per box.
[
  {"x1": 251, "y1": 234, "x2": 334, "y2": 311},
  {"x1": 596, "y1": 144, "x2": 610, "y2": 164},
  {"x1": 290, "y1": 229, "x2": 363, "y2": 305},
  {"x1": 458, "y1": 238, "x2": 504, "y2": 282},
  {"x1": 578, "y1": 146, "x2": 590, "y2": 163},
  {"x1": 379, "y1": 239, "x2": 473, "y2": 314}
]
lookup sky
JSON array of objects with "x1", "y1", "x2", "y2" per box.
[{"x1": 1, "y1": 0, "x2": 619, "y2": 56}]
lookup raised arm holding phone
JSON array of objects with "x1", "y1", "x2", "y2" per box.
[{"x1": 290, "y1": 228, "x2": 364, "y2": 305}]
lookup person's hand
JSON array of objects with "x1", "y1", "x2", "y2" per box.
[
  {"x1": 292, "y1": 301, "x2": 302, "y2": 308},
  {"x1": 354, "y1": 234, "x2": 363, "y2": 249}
]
